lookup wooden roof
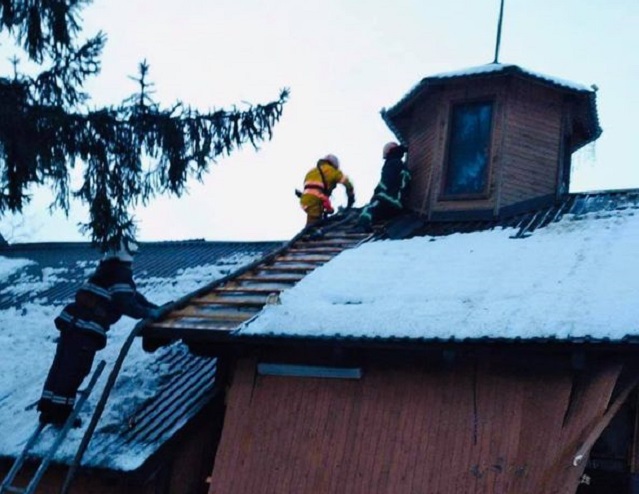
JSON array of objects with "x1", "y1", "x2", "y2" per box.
[
  {"x1": 0, "y1": 239, "x2": 281, "y2": 472},
  {"x1": 142, "y1": 189, "x2": 639, "y2": 351},
  {"x1": 141, "y1": 213, "x2": 372, "y2": 344}
]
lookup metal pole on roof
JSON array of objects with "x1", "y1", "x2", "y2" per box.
[{"x1": 493, "y1": 0, "x2": 506, "y2": 63}]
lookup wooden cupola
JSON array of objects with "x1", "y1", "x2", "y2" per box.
[{"x1": 381, "y1": 63, "x2": 602, "y2": 220}]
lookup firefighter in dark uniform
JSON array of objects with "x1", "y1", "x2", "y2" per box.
[
  {"x1": 37, "y1": 237, "x2": 160, "y2": 426},
  {"x1": 356, "y1": 142, "x2": 411, "y2": 232}
]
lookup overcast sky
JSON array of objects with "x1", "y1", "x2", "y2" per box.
[{"x1": 0, "y1": 0, "x2": 637, "y2": 243}]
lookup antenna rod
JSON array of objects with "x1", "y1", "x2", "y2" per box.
[{"x1": 493, "y1": 0, "x2": 505, "y2": 63}]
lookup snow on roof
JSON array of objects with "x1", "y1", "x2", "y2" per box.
[
  {"x1": 241, "y1": 208, "x2": 639, "y2": 342},
  {"x1": 425, "y1": 63, "x2": 593, "y2": 92},
  {"x1": 0, "y1": 242, "x2": 278, "y2": 471}
]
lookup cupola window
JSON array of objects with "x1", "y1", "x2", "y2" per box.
[{"x1": 443, "y1": 100, "x2": 494, "y2": 197}]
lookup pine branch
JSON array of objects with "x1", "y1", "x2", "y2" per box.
[{"x1": 0, "y1": 1, "x2": 290, "y2": 251}]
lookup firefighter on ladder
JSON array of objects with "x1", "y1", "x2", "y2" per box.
[
  {"x1": 37, "y1": 237, "x2": 162, "y2": 426},
  {"x1": 298, "y1": 153, "x2": 355, "y2": 226}
]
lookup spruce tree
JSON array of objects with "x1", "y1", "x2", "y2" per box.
[{"x1": 0, "y1": 1, "x2": 288, "y2": 251}]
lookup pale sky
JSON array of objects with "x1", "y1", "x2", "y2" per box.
[{"x1": 0, "y1": 0, "x2": 637, "y2": 243}]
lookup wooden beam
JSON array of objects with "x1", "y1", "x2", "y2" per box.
[
  {"x1": 257, "y1": 265, "x2": 314, "y2": 273},
  {"x1": 287, "y1": 247, "x2": 343, "y2": 254},
  {"x1": 214, "y1": 286, "x2": 285, "y2": 294},
  {"x1": 192, "y1": 295, "x2": 267, "y2": 307},
  {"x1": 273, "y1": 255, "x2": 331, "y2": 263},
  {"x1": 148, "y1": 320, "x2": 239, "y2": 332},
  {"x1": 257, "y1": 363, "x2": 363, "y2": 379},
  {"x1": 167, "y1": 307, "x2": 255, "y2": 321},
  {"x1": 572, "y1": 375, "x2": 639, "y2": 467},
  {"x1": 237, "y1": 275, "x2": 304, "y2": 283}
]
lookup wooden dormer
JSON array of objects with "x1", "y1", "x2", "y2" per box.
[{"x1": 381, "y1": 63, "x2": 602, "y2": 220}]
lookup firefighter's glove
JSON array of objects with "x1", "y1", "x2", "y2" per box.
[
  {"x1": 322, "y1": 197, "x2": 334, "y2": 215},
  {"x1": 148, "y1": 308, "x2": 163, "y2": 320},
  {"x1": 347, "y1": 192, "x2": 355, "y2": 209}
]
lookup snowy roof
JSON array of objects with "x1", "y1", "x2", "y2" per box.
[
  {"x1": 425, "y1": 63, "x2": 593, "y2": 92},
  {"x1": 381, "y1": 63, "x2": 601, "y2": 150},
  {"x1": 240, "y1": 190, "x2": 639, "y2": 344},
  {"x1": 0, "y1": 239, "x2": 282, "y2": 471}
]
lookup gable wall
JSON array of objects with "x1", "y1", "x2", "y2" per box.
[{"x1": 208, "y1": 357, "x2": 630, "y2": 494}]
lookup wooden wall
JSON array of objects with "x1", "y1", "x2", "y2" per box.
[
  {"x1": 403, "y1": 76, "x2": 566, "y2": 219},
  {"x1": 209, "y1": 357, "x2": 633, "y2": 494},
  {"x1": 499, "y1": 79, "x2": 564, "y2": 210},
  {"x1": 405, "y1": 94, "x2": 440, "y2": 215}
]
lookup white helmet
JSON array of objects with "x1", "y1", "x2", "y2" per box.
[
  {"x1": 383, "y1": 141, "x2": 400, "y2": 159},
  {"x1": 322, "y1": 154, "x2": 340, "y2": 169},
  {"x1": 106, "y1": 236, "x2": 139, "y2": 262}
]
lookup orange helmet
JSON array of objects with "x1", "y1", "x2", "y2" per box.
[{"x1": 322, "y1": 154, "x2": 340, "y2": 169}]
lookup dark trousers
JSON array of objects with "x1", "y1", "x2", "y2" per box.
[
  {"x1": 358, "y1": 196, "x2": 402, "y2": 230},
  {"x1": 38, "y1": 328, "x2": 101, "y2": 423}
]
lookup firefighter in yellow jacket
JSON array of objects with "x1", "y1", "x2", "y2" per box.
[{"x1": 299, "y1": 154, "x2": 355, "y2": 226}]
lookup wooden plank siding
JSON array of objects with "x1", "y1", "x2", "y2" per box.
[
  {"x1": 402, "y1": 75, "x2": 568, "y2": 220},
  {"x1": 405, "y1": 96, "x2": 440, "y2": 216},
  {"x1": 208, "y1": 358, "x2": 630, "y2": 494},
  {"x1": 405, "y1": 79, "x2": 510, "y2": 218},
  {"x1": 499, "y1": 79, "x2": 564, "y2": 210}
]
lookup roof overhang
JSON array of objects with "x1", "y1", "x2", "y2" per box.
[
  {"x1": 175, "y1": 330, "x2": 639, "y2": 365},
  {"x1": 381, "y1": 63, "x2": 602, "y2": 152}
]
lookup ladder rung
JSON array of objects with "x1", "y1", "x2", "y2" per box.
[
  {"x1": 192, "y1": 296, "x2": 266, "y2": 307},
  {"x1": 274, "y1": 255, "x2": 331, "y2": 262},
  {"x1": 148, "y1": 320, "x2": 240, "y2": 332},
  {"x1": 168, "y1": 308, "x2": 256, "y2": 320},
  {"x1": 237, "y1": 275, "x2": 304, "y2": 283},
  {"x1": 257, "y1": 265, "x2": 314, "y2": 272},
  {"x1": 288, "y1": 247, "x2": 343, "y2": 254},
  {"x1": 214, "y1": 286, "x2": 282, "y2": 294},
  {"x1": 4, "y1": 485, "x2": 26, "y2": 493},
  {"x1": 296, "y1": 240, "x2": 357, "y2": 247}
]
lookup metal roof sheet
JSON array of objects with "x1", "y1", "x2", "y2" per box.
[
  {"x1": 237, "y1": 189, "x2": 639, "y2": 345},
  {"x1": 0, "y1": 239, "x2": 282, "y2": 471}
]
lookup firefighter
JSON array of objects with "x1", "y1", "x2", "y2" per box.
[
  {"x1": 299, "y1": 154, "x2": 355, "y2": 226},
  {"x1": 37, "y1": 237, "x2": 161, "y2": 426},
  {"x1": 356, "y1": 142, "x2": 411, "y2": 232}
]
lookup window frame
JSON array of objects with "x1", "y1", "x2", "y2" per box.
[{"x1": 439, "y1": 98, "x2": 496, "y2": 201}]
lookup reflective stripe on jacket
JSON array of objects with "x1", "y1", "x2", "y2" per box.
[
  {"x1": 302, "y1": 161, "x2": 353, "y2": 197},
  {"x1": 54, "y1": 258, "x2": 156, "y2": 344}
]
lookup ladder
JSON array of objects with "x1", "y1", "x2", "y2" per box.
[{"x1": 0, "y1": 360, "x2": 106, "y2": 494}]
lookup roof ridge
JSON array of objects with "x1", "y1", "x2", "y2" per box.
[{"x1": 0, "y1": 238, "x2": 285, "y2": 251}]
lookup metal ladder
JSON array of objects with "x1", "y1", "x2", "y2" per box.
[{"x1": 0, "y1": 361, "x2": 106, "y2": 494}]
